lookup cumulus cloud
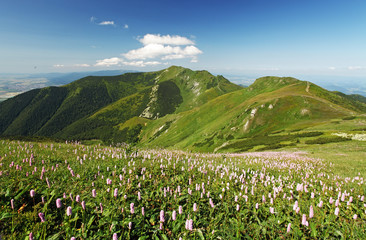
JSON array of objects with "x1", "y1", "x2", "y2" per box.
[
  {"x1": 99, "y1": 21, "x2": 115, "y2": 26},
  {"x1": 95, "y1": 57, "x2": 122, "y2": 67},
  {"x1": 74, "y1": 64, "x2": 90, "y2": 67},
  {"x1": 124, "y1": 24, "x2": 129, "y2": 29},
  {"x1": 94, "y1": 57, "x2": 162, "y2": 68},
  {"x1": 53, "y1": 64, "x2": 64, "y2": 68},
  {"x1": 95, "y1": 33, "x2": 202, "y2": 68},
  {"x1": 124, "y1": 34, "x2": 202, "y2": 62},
  {"x1": 139, "y1": 34, "x2": 195, "y2": 46},
  {"x1": 121, "y1": 60, "x2": 161, "y2": 67}
]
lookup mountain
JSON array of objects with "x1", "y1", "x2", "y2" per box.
[
  {"x1": 1, "y1": 67, "x2": 365, "y2": 152},
  {"x1": 0, "y1": 70, "x2": 135, "y2": 102},
  {"x1": 138, "y1": 76, "x2": 366, "y2": 152},
  {"x1": 0, "y1": 66, "x2": 241, "y2": 143}
]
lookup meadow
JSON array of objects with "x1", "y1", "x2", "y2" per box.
[{"x1": 1, "y1": 139, "x2": 366, "y2": 239}]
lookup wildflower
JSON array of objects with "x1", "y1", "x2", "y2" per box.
[
  {"x1": 296, "y1": 207, "x2": 300, "y2": 214},
  {"x1": 114, "y1": 188, "x2": 118, "y2": 197},
  {"x1": 160, "y1": 222, "x2": 163, "y2": 230},
  {"x1": 30, "y1": 190, "x2": 35, "y2": 198},
  {"x1": 92, "y1": 189, "x2": 96, "y2": 198},
  {"x1": 172, "y1": 210, "x2": 177, "y2": 221},
  {"x1": 29, "y1": 232, "x2": 34, "y2": 240},
  {"x1": 193, "y1": 203, "x2": 198, "y2": 212},
  {"x1": 81, "y1": 201, "x2": 86, "y2": 210},
  {"x1": 255, "y1": 203, "x2": 259, "y2": 209},
  {"x1": 76, "y1": 195, "x2": 80, "y2": 202},
  {"x1": 318, "y1": 200, "x2": 323, "y2": 208},
  {"x1": 113, "y1": 233, "x2": 118, "y2": 240},
  {"x1": 11, "y1": 199, "x2": 14, "y2": 209},
  {"x1": 179, "y1": 205, "x2": 183, "y2": 214},
  {"x1": 66, "y1": 206, "x2": 72, "y2": 216},
  {"x1": 56, "y1": 198, "x2": 62, "y2": 208},
  {"x1": 301, "y1": 214, "x2": 308, "y2": 226},
  {"x1": 185, "y1": 219, "x2": 193, "y2": 231},
  {"x1": 138, "y1": 191, "x2": 141, "y2": 200},
  {"x1": 353, "y1": 214, "x2": 357, "y2": 220},
  {"x1": 309, "y1": 205, "x2": 314, "y2": 219},
  {"x1": 209, "y1": 198, "x2": 215, "y2": 208},
  {"x1": 335, "y1": 207, "x2": 340, "y2": 216},
  {"x1": 160, "y1": 210, "x2": 165, "y2": 222},
  {"x1": 293, "y1": 201, "x2": 298, "y2": 211},
  {"x1": 100, "y1": 203, "x2": 103, "y2": 213},
  {"x1": 130, "y1": 203, "x2": 134, "y2": 214},
  {"x1": 287, "y1": 223, "x2": 291, "y2": 233},
  {"x1": 71, "y1": 237, "x2": 76, "y2": 240},
  {"x1": 38, "y1": 212, "x2": 45, "y2": 222},
  {"x1": 237, "y1": 204, "x2": 240, "y2": 211},
  {"x1": 128, "y1": 222, "x2": 132, "y2": 229},
  {"x1": 142, "y1": 207, "x2": 145, "y2": 216},
  {"x1": 269, "y1": 207, "x2": 274, "y2": 214}
]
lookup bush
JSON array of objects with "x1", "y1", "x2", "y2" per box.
[{"x1": 305, "y1": 136, "x2": 351, "y2": 145}]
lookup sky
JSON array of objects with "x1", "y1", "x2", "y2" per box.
[{"x1": 1, "y1": 0, "x2": 366, "y2": 79}]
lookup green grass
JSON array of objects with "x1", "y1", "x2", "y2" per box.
[
  {"x1": 140, "y1": 77, "x2": 362, "y2": 152},
  {"x1": 285, "y1": 140, "x2": 366, "y2": 178},
  {"x1": 1, "y1": 139, "x2": 366, "y2": 239}
]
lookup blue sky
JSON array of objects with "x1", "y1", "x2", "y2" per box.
[{"x1": 1, "y1": 0, "x2": 366, "y2": 78}]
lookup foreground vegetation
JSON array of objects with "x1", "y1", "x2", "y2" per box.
[{"x1": 1, "y1": 139, "x2": 366, "y2": 239}]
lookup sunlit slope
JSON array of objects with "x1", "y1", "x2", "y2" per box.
[
  {"x1": 0, "y1": 66, "x2": 241, "y2": 144},
  {"x1": 139, "y1": 77, "x2": 365, "y2": 152}
]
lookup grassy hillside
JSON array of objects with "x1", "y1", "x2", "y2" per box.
[
  {"x1": 139, "y1": 76, "x2": 366, "y2": 152},
  {"x1": 0, "y1": 66, "x2": 240, "y2": 144}
]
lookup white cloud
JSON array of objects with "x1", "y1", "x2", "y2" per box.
[
  {"x1": 328, "y1": 67, "x2": 336, "y2": 70},
  {"x1": 124, "y1": 24, "x2": 129, "y2": 29},
  {"x1": 74, "y1": 64, "x2": 90, "y2": 67},
  {"x1": 121, "y1": 60, "x2": 162, "y2": 67},
  {"x1": 99, "y1": 21, "x2": 115, "y2": 26},
  {"x1": 53, "y1": 64, "x2": 64, "y2": 68},
  {"x1": 348, "y1": 66, "x2": 365, "y2": 70},
  {"x1": 139, "y1": 34, "x2": 194, "y2": 46},
  {"x1": 95, "y1": 57, "x2": 122, "y2": 67},
  {"x1": 95, "y1": 33, "x2": 202, "y2": 68},
  {"x1": 124, "y1": 35, "x2": 202, "y2": 62},
  {"x1": 94, "y1": 57, "x2": 162, "y2": 68}
]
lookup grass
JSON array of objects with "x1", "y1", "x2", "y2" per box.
[
  {"x1": 1, "y1": 139, "x2": 366, "y2": 239},
  {"x1": 285, "y1": 140, "x2": 366, "y2": 178}
]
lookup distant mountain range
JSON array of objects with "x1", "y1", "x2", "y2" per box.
[
  {"x1": 1, "y1": 66, "x2": 366, "y2": 152},
  {"x1": 0, "y1": 70, "x2": 135, "y2": 101}
]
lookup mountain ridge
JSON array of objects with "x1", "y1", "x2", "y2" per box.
[{"x1": 1, "y1": 66, "x2": 365, "y2": 152}]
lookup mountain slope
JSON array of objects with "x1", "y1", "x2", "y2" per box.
[
  {"x1": 139, "y1": 76, "x2": 366, "y2": 152},
  {"x1": 1, "y1": 68, "x2": 365, "y2": 151},
  {"x1": 0, "y1": 66, "x2": 241, "y2": 143}
]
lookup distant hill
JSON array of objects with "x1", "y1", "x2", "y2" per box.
[
  {"x1": 1, "y1": 67, "x2": 365, "y2": 152},
  {"x1": 0, "y1": 70, "x2": 135, "y2": 102}
]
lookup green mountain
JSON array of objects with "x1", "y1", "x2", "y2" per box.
[
  {"x1": 1, "y1": 67, "x2": 365, "y2": 152},
  {"x1": 0, "y1": 66, "x2": 241, "y2": 143},
  {"x1": 138, "y1": 76, "x2": 366, "y2": 152}
]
